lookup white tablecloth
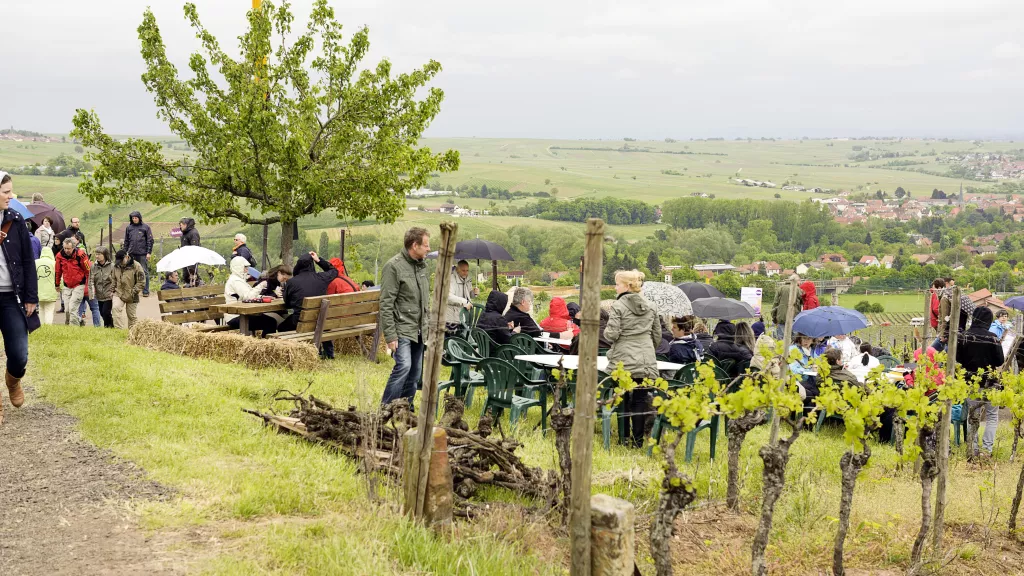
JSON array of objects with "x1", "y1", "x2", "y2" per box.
[
  {"x1": 534, "y1": 336, "x2": 573, "y2": 347},
  {"x1": 514, "y1": 354, "x2": 684, "y2": 372}
]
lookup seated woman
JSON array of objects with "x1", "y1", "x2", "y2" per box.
[
  {"x1": 668, "y1": 315, "x2": 703, "y2": 364},
  {"x1": 224, "y1": 256, "x2": 276, "y2": 336},
  {"x1": 476, "y1": 291, "x2": 513, "y2": 345},
  {"x1": 788, "y1": 334, "x2": 817, "y2": 376},
  {"x1": 847, "y1": 342, "x2": 880, "y2": 383},
  {"x1": 821, "y1": 348, "x2": 860, "y2": 388},
  {"x1": 260, "y1": 264, "x2": 293, "y2": 298},
  {"x1": 693, "y1": 320, "x2": 714, "y2": 352},
  {"x1": 539, "y1": 297, "x2": 579, "y2": 350},
  {"x1": 707, "y1": 322, "x2": 754, "y2": 364}
]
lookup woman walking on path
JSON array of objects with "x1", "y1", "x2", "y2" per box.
[{"x1": 0, "y1": 172, "x2": 39, "y2": 425}]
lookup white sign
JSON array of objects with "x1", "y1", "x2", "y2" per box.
[
  {"x1": 741, "y1": 287, "x2": 763, "y2": 315},
  {"x1": 664, "y1": 273, "x2": 672, "y2": 284}
]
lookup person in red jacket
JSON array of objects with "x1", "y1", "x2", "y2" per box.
[
  {"x1": 928, "y1": 278, "x2": 945, "y2": 329},
  {"x1": 800, "y1": 281, "x2": 819, "y2": 311},
  {"x1": 539, "y1": 297, "x2": 579, "y2": 350},
  {"x1": 55, "y1": 238, "x2": 90, "y2": 327},
  {"x1": 327, "y1": 258, "x2": 360, "y2": 295}
]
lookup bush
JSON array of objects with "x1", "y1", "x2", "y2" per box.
[
  {"x1": 854, "y1": 300, "x2": 872, "y2": 314},
  {"x1": 600, "y1": 289, "x2": 617, "y2": 300},
  {"x1": 536, "y1": 291, "x2": 551, "y2": 305},
  {"x1": 869, "y1": 303, "x2": 885, "y2": 313}
]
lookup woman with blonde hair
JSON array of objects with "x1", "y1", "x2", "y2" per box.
[
  {"x1": 734, "y1": 321, "x2": 757, "y2": 355},
  {"x1": 605, "y1": 269, "x2": 661, "y2": 448}
]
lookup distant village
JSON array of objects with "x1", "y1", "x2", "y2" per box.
[{"x1": 815, "y1": 193, "x2": 1024, "y2": 224}]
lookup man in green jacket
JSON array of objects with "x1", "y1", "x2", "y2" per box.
[
  {"x1": 380, "y1": 227, "x2": 432, "y2": 406},
  {"x1": 770, "y1": 275, "x2": 804, "y2": 339}
]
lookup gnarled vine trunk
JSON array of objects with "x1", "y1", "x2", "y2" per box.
[
  {"x1": 726, "y1": 410, "x2": 766, "y2": 512},
  {"x1": 965, "y1": 400, "x2": 986, "y2": 462},
  {"x1": 551, "y1": 406, "x2": 573, "y2": 523},
  {"x1": 833, "y1": 443, "x2": 871, "y2": 576},
  {"x1": 893, "y1": 415, "x2": 905, "y2": 456},
  {"x1": 650, "y1": 433, "x2": 696, "y2": 576},
  {"x1": 910, "y1": 428, "x2": 939, "y2": 574},
  {"x1": 751, "y1": 417, "x2": 803, "y2": 576},
  {"x1": 1011, "y1": 419, "x2": 1022, "y2": 463},
  {"x1": 1009, "y1": 456, "x2": 1024, "y2": 536}
]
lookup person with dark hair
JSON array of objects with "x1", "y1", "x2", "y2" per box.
[
  {"x1": 279, "y1": 252, "x2": 337, "y2": 351},
  {"x1": 122, "y1": 211, "x2": 153, "y2": 296},
  {"x1": 55, "y1": 216, "x2": 86, "y2": 254},
  {"x1": 566, "y1": 302, "x2": 581, "y2": 327},
  {"x1": 360, "y1": 279, "x2": 376, "y2": 291},
  {"x1": 112, "y1": 249, "x2": 145, "y2": 330},
  {"x1": 751, "y1": 317, "x2": 765, "y2": 339},
  {"x1": 379, "y1": 227, "x2": 431, "y2": 406},
  {"x1": 668, "y1": 315, "x2": 703, "y2": 364},
  {"x1": 476, "y1": 291, "x2": 513, "y2": 345},
  {"x1": 848, "y1": 341, "x2": 881, "y2": 382},
  {"x1": 178, "y1": 218, "x2": 201, "y2": 286},
  {"x1": 823, "y1": 348, "x2": 860, "y2": 387},
  {"x1": 929, "y1": 278, "x2": 946, "y2": 330},
  {"x1": 707, "y1": 322, "x2": 754, "y2": 363},
  {"x1": 0, "y1": 172, "x2": 39, "y2": 424},
  {"x1": 445, "y1": 260, "x2": 474, "y2": 336},
  {"x1": 89, "y1": 246, "x2": 116, "y2": 328},
  {"x1": 934, "y1": 283, "x2": 974, "y2": 352},
  {"x1": 160, "y1": 271, "x2": 181, "y2": 291},
  {"x1": 958, "y1": 307, "x2": 1005, "y2": 456}
]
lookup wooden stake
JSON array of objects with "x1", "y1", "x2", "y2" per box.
[
  {"x1": 920, "y1": 289, "x2": 931, "y2": 355},
  {"x1": 932, "y1": 286, "x2": 961, "y2": 553},
  {"x1": 569, "y1": 218, "x2": 605, "y2": 576},
  {"x1": 769, "y1": 277, "x2": 799, "y2": 445},
  {"x1": 413, "y1": 221, "x2": 458, "y2": 520}
]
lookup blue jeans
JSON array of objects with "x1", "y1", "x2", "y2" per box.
[
  {"x1": 78, "y1": 298, "x2": 102, "y2": 327},
  {"x1": 381, "y1": 337, "x2": 424, "y2": 406},
  {"x1": 930, "y1": 337, "x2": 945, "y2": 353},
  {"x1": 0, "y1": 293, "x2": 29, "y2": 379}
]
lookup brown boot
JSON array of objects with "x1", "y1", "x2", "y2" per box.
[{"x1": 6, "y1": 372, "x2": 24, "y2": 408}]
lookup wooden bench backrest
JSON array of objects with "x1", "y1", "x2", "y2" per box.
[
  {"x1": 296, "y1": 291, "x2": 380, "y2": 333},
  {"x1": 157, "y1": 284, "x2": 227, "y2": 324}
]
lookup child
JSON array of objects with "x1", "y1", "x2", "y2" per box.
[{"x1": 668, "y1": 315, "x2": 703, "y2": 364}]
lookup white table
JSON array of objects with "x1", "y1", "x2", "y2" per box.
[
  {"x1": 514, "y1": 354, "x2": 684, "y2": 373},
  {"x1": 534, "y1": 335, "x2": 573, "y2": 347}
]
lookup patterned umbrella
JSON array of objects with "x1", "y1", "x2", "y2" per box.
[{"x1": 640, "y1": 282, "x2": 692, "y2": 317}]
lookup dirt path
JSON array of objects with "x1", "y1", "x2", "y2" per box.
[{"x1": 0, "y1": 386, "x2": 189, "y2": 575}]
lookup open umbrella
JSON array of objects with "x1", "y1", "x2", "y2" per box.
[
  {"x1": 691, "y1": 297, "x2": 757, "y2": 321},
  {"x1": 156, "y1": 246, "x2": 226, "y2": 272},
  {"x1": 641, "y1": 282, "x2": 692, "y2": 316},
  {"x1": 1005, "y1": 296, "x2": 1024, "y2": 311},
  {"x1": 792, "y1": 306, "x2": 869, "y2": 339},
  {"x1": 26, "y1": 201, "x2": 65, "y2": 234},
  {"x1": 428, "y1": 238, "x2": 514, "y2": 290},
  {"x1": 8, "y1": 198, "x2": 32, "y2": 219},
  {"x1": 676, "y1": 282, "x2": 726, "y2": 301}
]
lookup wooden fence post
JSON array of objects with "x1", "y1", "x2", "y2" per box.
[
  {"x1": 920, "y1": 289, "x2": 931, "y2": 355},
  {"x1": 933, "y1": 286, "x2": 961, "y2": 553},
  {"x1": 570, "y1": 218, "x2": 605, "y2": 576},
  {"x1": 769, "y1": 277, "x2": 799, "y2": 444},
  {"x1": 262, "y1": 223, "x2": 269, "y2": 270},
  {"x1": 590, "y1": 494, "x2": 635, "y2": 575},
  {"x1": 410, "y1": 222, "x2": 457, "y2": 523}
]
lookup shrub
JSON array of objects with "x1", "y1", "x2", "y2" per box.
[
  {"x1": 600, "y1": 289, "x2": 617, "y2": 300},
  {"x1": 854, "y1": 300, "x2": 872, "y2": 314},
  {"x1": 869, "y1": 303, "x2": 885, "y2": 313}
]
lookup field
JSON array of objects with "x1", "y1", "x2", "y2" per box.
[{"x1": 839, "y1": 293, "x2": 926, "y2": 314}]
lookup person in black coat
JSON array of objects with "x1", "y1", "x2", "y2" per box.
[
  {"x1": 232, "y1": 233, "x2": 257, "y2": 268},
  {"x1": 179, "y1": 217, "x2": 202, "y2": 286},
  {"x1": 505, "y1": 287, "x2": 542, "y2": 337},
  {"x1": 476, "y1": 291, "x2": 512, "y2": 345},
  {"x1": 0, "y1": 172, "x2": 39, "y2": 418},
  {"x1": 707, "y1": 322, "x2": 753, "y2": 363},
  {"x1": 122, "y1": 211, "x2": 154, "y2": 296},
  {"x1": 957, "y1": 307, "x2": 1005, "y2": 455},
  {"x1": 278, "y1": 252, "x2": 338, "y2": 358}
]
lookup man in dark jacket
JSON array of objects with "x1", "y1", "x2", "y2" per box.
[
  {"x1": 179, "y1": 218, "x2": 201, "y2": 286},
  {"x1": 55, "y1": 216, "x2": 86, "y2": 255},
  {"x1": 957, "y1": 307, "x2": 1004, "y2": 456},
  {"x1": 122, "y1": 211, "x2": 154, "y2": 297},
  {"x1": 232, "y1": 233, "x2": 257, "y2": 268},
  {"x1": 0, "y1": 172, "x2": 39, "y2": 424},
  {"x1": 279, "y1": 251, "x2": 338, "y2": 357},
  {"x1": 505, "y1": 287, "x2": 542, "y2": 337},
  {"x1": 379, "y1": 228, "x2": 431, "y2": 406}
]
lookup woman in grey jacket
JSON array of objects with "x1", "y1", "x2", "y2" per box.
[{"x1": 605, "y1": 269, "x2": 661, "y2": 448}]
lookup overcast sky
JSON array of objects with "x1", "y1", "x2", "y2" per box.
[{"x1": 3, "y1": 0, "x2": 1023, "y2": 139}]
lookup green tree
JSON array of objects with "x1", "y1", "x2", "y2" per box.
[
  {"x1": 70, "y1": 1, "x2": 458, "y2": 264},
  {"x1": 318, "y1": 231, "x2": 329, "y2": 257},
  {"x1": 895, "y1": 186, "x2": 906, "y2": 198},
  {"x1": 709, "y1": 271, "x2": 742, "y2": 299},
  {"x1": 854, "y1": 300, "x2": 872, "y2": 314},
  {"x1": 646, "y1": 250, "x2": 662, "y2": 277}
]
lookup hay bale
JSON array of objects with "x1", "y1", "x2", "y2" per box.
[{"x1": 128, "y1": 319, "x2": 320, "y2": 371}]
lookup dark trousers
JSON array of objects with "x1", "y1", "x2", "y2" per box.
[
  {"x1": 98, "y1": 299, "x2": 114, "y2": 328},
  {"x1": 382, "y1": 337, "x2": 424, "y2": 406},
  {"x1": 131, "y1": 254, "x2": 150, "y2": 295},
  {"x1": 621, "y1": 383, "x2": 653, "y2": 448},
  {"x1": 227, "y1": 315, "x2": 279, "y2": 337},
  {"x1": 0, "y1": 293, "x2": 29, "y2": 379}
]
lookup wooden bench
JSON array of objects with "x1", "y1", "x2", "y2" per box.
[
  {"x1": 272, "y1": 291, "x2": 381, "y2": 361},
  {"x1": 157, "y1": 284, "x2": 234, "y2": 332}
]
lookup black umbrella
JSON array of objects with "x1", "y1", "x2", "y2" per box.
[
  {"x1": 27, "y1": 202, "x2": 66, "y2": 234},
  {"x1": 428, "y1": 238, "x2": 514, "y2": 290},
  {"x1": 691, "y1": 297, "x2": 758, "y2": 321},
  {"x1": 676, "y1": 282, "x2": 726, "y2": 301}
]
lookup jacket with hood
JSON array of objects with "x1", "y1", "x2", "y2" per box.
[
  {"x1": 605, "y1": 292, "x2": 661, "y2": 380},
  {"x1": 771, "y1": 281, "x2": 804, "y2": 325},
  {"x1": 539, "y1": 298, "x2": 580, "y2": 341},
  {"x1": 123, "y1": 211, "x2": 154, "y2": 256},
  {"x1": 283, "y1": 254, "x2": 337, "y2": 314},
  {"x1": 88, "y1": 246, "x2": 115, "y2": 301},
  {"x1": 179, "y1": 218, "x2": 201, "y2": 247},
  {"x1": 55, "y1": 226, "x2": 86, "y2": 254},
  {"x1": 800, "y1": 281, "x2": 819, "y2": 311},
  {"x1": 327, "y1": 258, "x2": 360, "y2": 295},
  {"x1": 957, "y1": 307, "x2": 1005, "y2": 388},
  {"x1": 34, "y1": 224, "x2": 55, "y2": 252},
  {"x1": 668, "y1": 334, "x2": 704, "y2": 365},
  {"x1": 477, "y1": 291, "x2": 512, "y2": 345},
  {"x1": 112, "y1": 255, "x2": 146, "y2": 303},
  {"x1": 379, "y1": 250, "x2": 431, "y2": 343},
  {"x1": 446, "y1": 268, "x2": 475, "y2": 325},
  {"x1": 707, "y1": 322, "x2": 754, "y2": 363},
  {"x1": 0, "y1": 208, "x2": 39, "y2": 307},
  {"x1": 34, "y1": 245, "x2": 57, "y2": 303},
  {"x1": 55, "y1": 246, "x2": 90, "y2": 289},
  {"x1": 234, "y1": 243, "x2": 256, "y2": 267},
  {"x1": 224, "y1": 256, "x2": 266, "y2": 321}
]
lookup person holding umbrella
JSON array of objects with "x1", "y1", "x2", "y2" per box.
[
  {"x1": 179, "y1": 218, "x2": 201, "y2": 286},
  {"x1": 34, "y1": 216, "x2": 55, "y2": 252}
]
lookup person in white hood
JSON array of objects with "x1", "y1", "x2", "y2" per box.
[{"x1": 224, "y1": 256, "x2": 275, "y2": 335}]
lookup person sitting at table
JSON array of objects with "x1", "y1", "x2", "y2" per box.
[
  {"x1": 668, "y1": 315, "x2": 703, "y2": 364},
  {"x1": 327, "y1": 258, "x2": 360, "y2": 295},
  {"x1": 847, "y1": 342, "x2": 880, "y2": 383},
  {"x1": 279, "y1": 251, "x2": 338, "y2": 357},
  {"x1": 505, "y1": 287, "x2": 543, "y2": 337},
  {"x1": 735, "y1": 321, "x2": 757, "y2": 357},
  {"x1": 568, "y1": 308, "x2": 613, "y2": 354},
  {"x1": 539, "y1": 297, "x2": 579, "y2": 350},
  {"x1": 259, "y1": 264, "x2": 293, "y2": 298},
  {"x1": 566, "y1": 302, "x2": 581, "y2": 328},
  {"x1": 827, "y1": 333, "x2": 859, "y2": 367},
  {"x1": 223, "y1": 256, "x2": 276, "y2": 336},
  {"x1": 160, "y1": 271, "x2": 180, "y2": 292},
  {"x1": 605, "y1": 269, "x2": 661, "y2": 448},
  {"x1": 821, "y1": 348, "x2": 861, "y2": 389},
  {"x1": 477, "y1": 291, "x2": 513, "y2": 345},
  {"x1": 707, "y1": 322, "x2": 753, "y2": 364},
  {"x1": 693, "y1": 319, "x2": 714, "y2": 352},
  {"x1": 788, "y1": 334, "x2": 817, "y2": 376}
]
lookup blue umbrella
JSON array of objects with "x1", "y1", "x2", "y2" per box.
[
  {"x1": 1005, "y1": 296, "x2": 1024, "y2": 311},
  {"x1": 792, "y1": 306, "x2": 870, "y2": 339},
  {"x1": 8, "y1": 198, "x2": 32, "y2": 219}
]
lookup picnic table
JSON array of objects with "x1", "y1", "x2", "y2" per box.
[
  {"x1": 514, "y1": 354, "x2": 684, "y2": 373},
  {"x1": 534, "y1": 335, "x2": 573, "y2": 347},
  {"x1": 212, "y1": 299, "x2": 286, "y2": 336}
]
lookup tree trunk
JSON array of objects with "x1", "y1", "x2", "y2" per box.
[
  {"x1": 910, "y1": 428, "x2": 939, "y2": 574},
  {"x1": 1009, "y1": 456, "x2": 1024, "y2": 536},
  {"x1": 650, "y1": 435, "x2": 696, "y2": 576},
  {"x1": 280, "y1": 220, "x2": 295, "y2": 266},
  {"x1": 751, "y1": 418, "x2": 803, "y2": 576},
  {"x1": 726, "y1": 410, "x2": 766, "y2": 512},
  {"x1": 833, "y1": 444, "x2": 871, "y2": 576},
  {"x1": 893, "y1": 415, "x2": 905, "y2": 456}
]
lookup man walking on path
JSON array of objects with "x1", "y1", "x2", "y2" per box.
[
  {"x1": 112, "y1": 250, "x2": 146, "y2": 330},
  {"x1": 89, "y1": 246, "x2": 116, "y2": 328},
  {"x1": 56, "y1": 216, "x2": 86, "y2": 255},
  {"x1": 179, "y1": 218, "x2": 201, "y2": 285},
  {"x1": 0, "y1": 172, "x2": 38, "y2": 425},
  {"x1": 379, "y1": 227, "x2": 431, "y2": 407},
  {"x1": 55, "y1": 238, "x2": 90, "y2": 327},
  {"x1": 122, "y1": 211, "x2": 153, "y2": 297}
]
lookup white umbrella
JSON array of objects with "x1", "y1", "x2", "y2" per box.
[
  {"x1": 156, "y1": 246, "x2": 226, "y2": 272},
  {"x1": 641, "y1": 281, "x2": 693, "y2": 317}
]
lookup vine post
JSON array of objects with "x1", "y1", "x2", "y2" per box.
[
  {"x1": 932, "y1": 286, "x2": 961, "y2": 554},
  {"x1": 569, "y1": 218, "x2": 605, "y2": 576},
  {"x1": 768, "y1": 277, "x2": 799, "y2": 444}
]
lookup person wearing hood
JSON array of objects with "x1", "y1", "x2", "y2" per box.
[
  {"x1": 0, "y1": 172, "x2": 38, "y2": 425},
  {"x1": 445, "y1": 260, "x2": 475, "y2": 336},
  {"x1": 122, "y1": 211, "x2": 153, "y2": 297},
  {"x1": 800, "y1": 281, "x2": 819, "y2": 311},
  {"x1": 605, "y1": 269, "x2": 661, "y2": 448},
  {"x1": 957, "y1": 307, "x2": 1005, "y2": 456},
  {"x1": 327, "y1": 258, "x2": 360, "y2": 295},
  {"x1": 539, "y1": 297, "x2": 579, "y2": 349},
  {"x1": 55, "y1": 237, "x2": 90, "y2": 327},
  {"x1": 35, "y1": 243, "x2": 58, "y2": 325},
  {"x1": 476, "y1": 291, "x2": 513, "y2": 345},
  {"x1": 232, "y1": 233, "x2": 257, "y2": 268},
  {"x1": 279, "y1": 251, "x2": 337, "y2": 333},
  {"x1": 88, "y1": 246, "x2": 116, "y2": 328},
  {"x1": 380, "y1": 228, "x2": 432, "y2": 407},
  {"x1": 224, "y1": 256, "x2": 276, "y2": 336},
  {"x1": 566, "y1": 302, "x2": 581, "y2": 327},
  {"x1": 112, "y1": 249, "x2": 145, "y2": 330},
  {"x1": 179, "y1": 218, "x2": 201, "y2": 286},
  {"x1": 752, "y1": 318, "x2": 766, "y2": 339},
  {"x1": 668, "y1": 315, "x2": 703, "y2": 364},
  {"x1": 707, "y1": 322, "x2": 754, "y2": 364}
]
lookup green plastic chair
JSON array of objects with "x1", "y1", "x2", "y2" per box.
[
  {"x1": 648, "y1": 383, "x2": 721, "y2": 462},
  {"x1": 493, "y1": 344, "x2": 548, "y2": 384},
  {"x1": 878, "y1": 355, "x2": 900, "y2": 370},
  {"x1": 673, "y1": 363, "x2": 730, "y2": 384},
  {"x1": 469, "y1": 327, "x2": 497, "y2": 358},
  {"x1": 510, "y1": 333, "x2": 553, "y2": 355},
  {"x1": 446, "y1": 337, "x2": 486, "y2": 408},
  {"x1": 477, "y1": 357, "x2": 547, "y2": 433}
]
